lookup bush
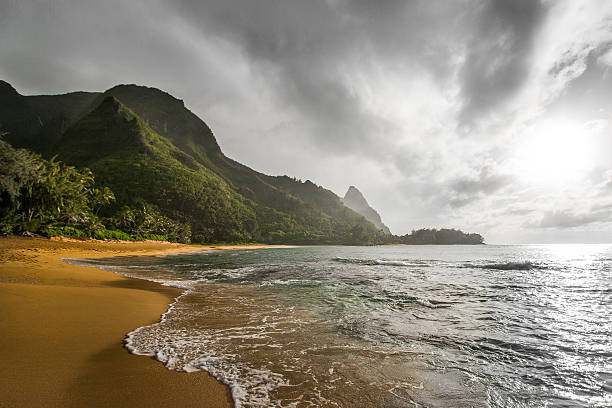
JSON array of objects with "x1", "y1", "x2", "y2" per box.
[
  {"x1": 140, "y1": 233, "x2": 168, "y2": 241},
  {"x1": 91, "y1": 229, "x2": 132, "y2": 241},
  {"x1": 46, "y1": 226, "x2": 89, "y2": 239},
  {"x1": 109, "y1": 204, "x2": 190, "y2": 243}
]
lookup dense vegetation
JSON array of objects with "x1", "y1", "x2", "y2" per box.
[
  {"x1": 0, "y1": 80, "x2": 484, "y2": 245},
  {"x1": 394, "y1": 228, "x2": 484, "y2": 245},
  {"x1": 0, "y1": 137, "x2": 189, "y2": 241}
]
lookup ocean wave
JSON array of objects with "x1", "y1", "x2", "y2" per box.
[
  {"x1": 161, "y1": 279, "x2": 200, "y2": 290},
  {"x1": 415, "y1": 298, "x2": 452, "y2": 309},
  {"x1": 381, "y1": 291, "x2": 454, "y2": 309},
  {"x1": 259, "y1": 278, "x2": 315, "y2": 287},
  {"x1": 469, "y1": 261, "x2": 544, "y2": 271},
  {"x1": 123, "y1": 290, "x2": 287, "y2": 408},
  {"x1": 122, "y1": 289, "x2": 303, "y2": 408},
  {"x1": 124, "y1": 291, "x2": 189, "y2": 357},
  {"x1": 332, "y1": 257, "x2": 430, "y2": 267}
]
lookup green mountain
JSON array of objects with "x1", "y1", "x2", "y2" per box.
[
  {"x1": 342, "y1": 186, "x2": 391, "y2": 235},
  {"x1": 0, "y1": 81, "x2": 100, "y2": 154},
  {"x1": 0, "y1": 81, "x2": 386, "y2": 244}
]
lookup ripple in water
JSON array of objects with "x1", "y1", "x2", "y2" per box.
[{"x1": 76, "y1": 244, "x2": 612, "y2": 407}]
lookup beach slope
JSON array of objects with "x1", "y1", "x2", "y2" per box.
[{"x1": 0, "y1": 236, "x2": 234, "y2": 408}]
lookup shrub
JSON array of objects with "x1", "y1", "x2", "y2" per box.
[
  {"x1": 91, "y1": 229, "x2": 132, "y2": 241},
  {"x1": 46, "y1": 226, "x2": 88, "y2": 239}
]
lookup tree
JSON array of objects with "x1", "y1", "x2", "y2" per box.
[
  {"x1": 0, "y1": 138, "x2": 116, "y2": 234},
  {"x1": 0, "y1": 138, "x2": 43, "y2": 204},
  {"x1": 91, "y1": 187, "x2": 115, "y2": 216},
  {"x1": 19, "y1": 158, "x2": 94, "y2": 226}
]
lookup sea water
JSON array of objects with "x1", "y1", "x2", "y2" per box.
[{"x1": 73, "y1": 245, "x2": 612, "y2": 407}]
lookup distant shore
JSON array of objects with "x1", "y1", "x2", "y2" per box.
[{"x1": 0, "y1": 236, "x2": 271, "y2": 407}]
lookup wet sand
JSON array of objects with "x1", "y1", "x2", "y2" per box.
[{"x1": 0, "y1": 236, "x2": 270, "y2": 407}]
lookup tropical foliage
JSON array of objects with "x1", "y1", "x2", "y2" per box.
[
  {"x1": 394, "y1": 228, "x2": 484, "y2": 245},
  {"x1": 0, "y1": 81, "x2": 484, "y2": 244},
  {"x1": 0, "y1": 138, "x2": 99, "y2": 234},
  {"x1": 0, "y1": 138, "x2": 188, "y2": 241}
]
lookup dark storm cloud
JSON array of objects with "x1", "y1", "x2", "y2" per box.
[
  {"x1": 167, "y1": 0, "x2": 464, "y2": 154},
  {"x1": 1, "y1": 0, "x2": 526, "y2": 156},
  {"x1": 458, "y1": 0, "x2": 547, "y2": 128}
]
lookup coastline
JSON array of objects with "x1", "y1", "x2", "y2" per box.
[{"x1": 0, "y1": 236, "x2": 270, "y2": 407}]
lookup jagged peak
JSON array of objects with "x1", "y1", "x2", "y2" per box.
[
  {"x1": 342, "y1": 185, "x2": 391, "y2": 234},
  {"x1": 344, "y1": 185, "x2": 367, "y2": 202}
]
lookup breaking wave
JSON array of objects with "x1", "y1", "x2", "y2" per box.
[
  {"x1": 472, "y1": 261, "x2": 544, "y2": 271},
  {"x1": 332, "y1": 257, "x2": 430, "y2": 267}
]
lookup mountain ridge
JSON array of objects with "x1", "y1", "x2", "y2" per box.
[{"x1": 0, "y1": 81, "x2": 386, "y2": 244}]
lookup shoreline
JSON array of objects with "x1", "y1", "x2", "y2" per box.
[{"x1": 0, "y1": 236, "x2": 273, "y2": 407}]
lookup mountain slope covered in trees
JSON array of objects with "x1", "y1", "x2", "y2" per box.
[
  {"x1": 0, "y1": 80, "x2": 484, "y2": 245},
  {"x1": 0, "y1": 81, "x2": 387, "y2": 244}
]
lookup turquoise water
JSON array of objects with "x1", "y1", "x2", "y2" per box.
[{"x1": 78, "y1": 245, "x2": 612, "y2": 407}]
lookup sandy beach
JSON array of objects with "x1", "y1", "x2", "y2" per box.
[{"x1": 0, "y1": 236, "x2": 268, "y2": 408}]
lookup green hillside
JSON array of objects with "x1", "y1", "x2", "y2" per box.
[
  {"x1": 103, "y1": 85, "x2": 380, "y2": 236},
  {"x1": 54, "y1": 96, "x2": 256, "y2": 242},
  {"x1": 0, "y1": 80, "x2": 384, "y2": 244}
]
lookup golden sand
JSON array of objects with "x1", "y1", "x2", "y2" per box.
[{"x1": 0, "y1": 236, "x2": 269, "y2": 407}]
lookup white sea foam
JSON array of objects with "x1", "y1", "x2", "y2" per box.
[
  {"x1": 331, "y1": 257, "x2": 433, "y2": 267},
  {"x1": 124, "y1": 290, "x2": 190, "y2": 356},
  {"x1": 65, "y1": 255, "x2": 298, "y2": 407},
  {"x1": 123, "y1": 288, "x2": 295, "y2": 407},
  {"x1": 373, "y1": 260, "x2": 415, "y2": 267},
  {"x1": 415, "y1": 298, "x2": 447, "y2": 309},
  {"x1": 184, "y1": 356, "x2": 288, "y2": 408},
  {"x1": 259, "y1": 279, "x2": 313, "y2": 287},
  {"x1": 161, "y1": 280, "x2": 200, "y2": 290},
  {"x1": 66, "y1": 253, "x2": 454, "y2": 407}
]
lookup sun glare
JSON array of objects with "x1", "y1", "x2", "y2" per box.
[{"x1": 513, "y1": 119, "x2": 595, "y2": 187}]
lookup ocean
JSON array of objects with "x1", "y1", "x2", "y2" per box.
[{"x1": 72, "y1": 245, "x2": 612, "y2": 407}]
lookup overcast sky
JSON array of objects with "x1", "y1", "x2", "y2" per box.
[{"x1": 2, "y1": 0, "x2": 612, "y2": 243}]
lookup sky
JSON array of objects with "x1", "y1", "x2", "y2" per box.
[{"x1": 1, "y1": 0, "x2": 612, "y2": 243}]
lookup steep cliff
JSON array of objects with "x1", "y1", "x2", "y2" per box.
[{"x1": 342, "y1": 186, "x2": 391, "y2": 234}]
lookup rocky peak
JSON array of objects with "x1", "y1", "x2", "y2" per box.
[
  {"x1": 342, "y1": 186, "x2": 391, "y2": 234},
  {"x1": 344, "y1": 185, "x2": 367, "y2": 205}
]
